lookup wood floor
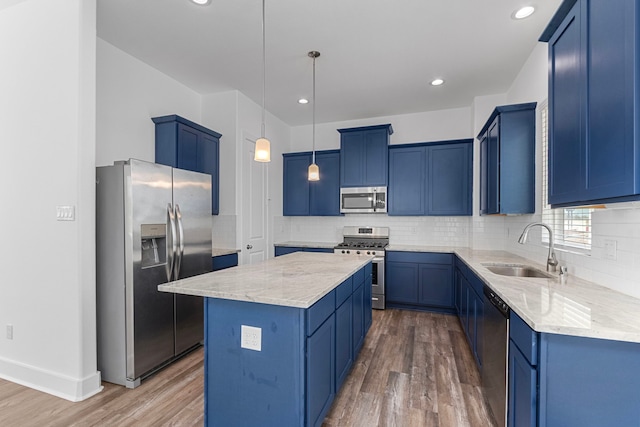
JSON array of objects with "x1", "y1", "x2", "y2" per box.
[{"x1": 0, "y1": 309, "x2": 495, "y2": 427}]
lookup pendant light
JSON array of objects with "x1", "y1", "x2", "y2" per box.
[
  {"x1": 254, "y1": 0, "x2": 271, "y2": 162},
  {"x1": 308, "y1": 51, "x2": 320, "y2": 181}
]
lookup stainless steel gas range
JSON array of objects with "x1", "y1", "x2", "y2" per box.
[{"x1": 334, "y1": 226, "x2": 389, "y2": 309}]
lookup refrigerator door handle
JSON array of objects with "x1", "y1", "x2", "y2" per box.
[
  {"x1": 174, "y1": 204, "x2": 185, "y2": 280},
  {"x1": 166, "y1": 203, "x2": 177, "y2": 282}
]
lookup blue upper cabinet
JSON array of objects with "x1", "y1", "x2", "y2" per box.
[
  {"x1": 388, "y1": 139, "x2": 472, "y2": 216},
  {"x1": 153, "y1": 115, "x2": 222, "y2": 215},
  {"x1": 338, "y1": 124, "x2": 393, "y2": 187},
  {"x1": 283, "y1": 153, "x2": 311, "y2": 216},
  {"x1": 541, "y1": 0, "x2": 640, "y2": 207},
  {"x1": 477, "y1": 103, "x2": 536, "y2": 215},
  {"x1": 283, "y1": 150, "x2": 341, "y2": 216}
]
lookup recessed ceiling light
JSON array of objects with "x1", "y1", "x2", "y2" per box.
[
  {"x1": 513, "y1": 6, "x2": 535, "y2": 19},
  {"x1": 190, "y1": 0, "x2": 211, "y2": 5},
  {"x1": 431, "y1": 78, "x2": 445, "y2": 86},
  {"x1": 298, "y1": 98, "x2": 309, "y2": 104}
]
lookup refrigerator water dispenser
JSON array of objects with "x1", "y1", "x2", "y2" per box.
[{"x1": 141, "y1": 223, "x2": 166, "y2": 269}]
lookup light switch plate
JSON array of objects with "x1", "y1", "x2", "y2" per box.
[
  {"x1": 56, "y1": 205, "x2": 75, "y2": 221},
  {"x1": 241, "y1": 325, "x2": 262, "y2": 351}
]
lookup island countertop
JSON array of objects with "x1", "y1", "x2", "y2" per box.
[{"x1": 159, "y1": 252, "x2": 372, "y2": 309}]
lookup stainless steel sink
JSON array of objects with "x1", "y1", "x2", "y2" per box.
[{"x1": 483, "y1": 263, "x2": 554, "y2": 279}]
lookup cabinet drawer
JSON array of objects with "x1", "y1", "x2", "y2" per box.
[
  {"x1": 307, "y1": 290, "x2": 335, "y2": 336},
  {"x1": 386, "y1": 251, "x2": 452, "y2": 265},
  {"x1": 335, "y1": 277, "x2": 353, "y2": 307},
  {"x1": 510, "y1": 311, "x2": 538, "y2": 366}
]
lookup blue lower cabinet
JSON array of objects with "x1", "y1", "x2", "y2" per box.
[
  {"x1": 418, "y1": 263, "x2": 453, "y2": 307},
  {"x1": 211, "y1": 253, "x2": 238, "y2": 271},
  {"x1": 274, "y1": 246, "x2": 334, "y2": 257},
  {"x1": 386, "y1": 261, "x2": 419, "y2": 304},
  {"x1": 386, "y1": 251, "x2": 454, "y2": 311},
  {"x1": 507, "y1": 310, "x2": 640, "y2": 427},
  {"x1": 307, "y1": 314, "x2": 336, "y2": 427},
  {"x1": 455, "y1": 257, "x2": 483, "y2": 369},
  {"x1": 508, "y1": 341, "x2": 537, "y2": 427},
  {"x1": 203, "y1": 262, "x2": 372, "y2": 426}
]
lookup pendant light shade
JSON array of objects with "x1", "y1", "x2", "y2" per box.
[
  {"x1": 308, "y1": 162, "x2": 319, "y2": 181},
  {"x1": 255, "y1": 137, "x2": 271, "y2": 162},
  {"x1": 254, "y1": 0, "x2": 271, "y2": 162},
  {"x1": 308, "y1": 51, "x2": 320, "y2": 181}
]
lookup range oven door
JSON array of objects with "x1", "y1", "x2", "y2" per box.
[{"x1": 371, "y1": 257, "x2": 385, "y2": 309}]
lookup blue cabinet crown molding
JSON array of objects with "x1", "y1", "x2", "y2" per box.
[
  {"x1": 152, "y1": 114, "x2": 222, "y2": 139},
  {"x1": 390, "y1": 138, "x2": 473, "y2": 150},
  {"x1": 337, "y1": 123, "x2": 394, "y2": 135},
  {"x1": 539, "y1": 0, "x2": 580, "y2": 42},
  {"x1": 476, "y1": 102, "x2": 537, "y2": 139}
]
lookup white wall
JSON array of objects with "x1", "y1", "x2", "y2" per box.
[
  {"x1": 96, "y1": 39, "x2": 202, "y2": 166},
  {"x1": 290, "y1": 106, "x2": 472, "y2": 153},
  {"x1": 0, "y1": 0, "x2": 101, "y2": 401}
]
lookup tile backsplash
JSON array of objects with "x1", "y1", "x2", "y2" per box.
[{"x1": 277, "y1": 206, "x2": 640, "y2": 299}]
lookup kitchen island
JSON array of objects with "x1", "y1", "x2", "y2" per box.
[{"x1": 159, "y1": 252, "x2": 373, "y2": 427}]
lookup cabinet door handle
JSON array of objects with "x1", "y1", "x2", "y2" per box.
[{"x1": 246, "y1": 244, "x2": 253, "y2": 250}]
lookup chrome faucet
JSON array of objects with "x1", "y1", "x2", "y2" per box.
[{"x1": 518, "y1": 222, "x2": 558, "y2": 272}]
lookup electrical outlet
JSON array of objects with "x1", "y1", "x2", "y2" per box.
[
  {"x1": 6, "y1": 324, "x2": 13, "y2": 340},
  {"x1": 241, "y1": 325, "x2": 261, "y2": 351}
]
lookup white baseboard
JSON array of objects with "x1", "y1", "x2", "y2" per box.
[{"x1": 0, "y1": 356, "x2": 103, "y2": 402}]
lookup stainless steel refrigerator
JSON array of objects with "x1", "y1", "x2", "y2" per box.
[{"x1": 96, "y1": 159, "x2": 212, "y2": 388}]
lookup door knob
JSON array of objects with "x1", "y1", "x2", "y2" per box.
[{"x1": 246, "y1": 244, "x2": 253, "y2": 250}]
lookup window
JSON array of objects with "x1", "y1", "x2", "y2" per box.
[{"x1": 540, "y1": 101, "x2": 593, "y2": 252}]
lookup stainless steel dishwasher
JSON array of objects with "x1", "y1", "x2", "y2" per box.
[{"x1": 482, "y1": 285, "x2": 510, "y2": 427}]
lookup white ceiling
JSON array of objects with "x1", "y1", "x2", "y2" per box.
[{"x1": 97, "y1": 0, "x2": 562, "y2": 127}]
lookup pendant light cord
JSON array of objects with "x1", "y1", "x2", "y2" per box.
[
  {"x1": 261, "y1": 0, "x2": 266, "y2": 138},
  {"x1": 312, "y1": 53, "x2": 316, "y2": 164}
]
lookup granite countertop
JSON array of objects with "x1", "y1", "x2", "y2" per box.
[
  {"x1": 274, "y1": 241, "x2": 338, "y2": 249},
  {"x1": 388, "y1": 244, "x2": 640, "y2": 344},
  {"x1": 159, "y1": 252, "x2": 372, "y2": 309},
  {"x1": 212, "y1": 248, "x2": 240, "y2": 257}
]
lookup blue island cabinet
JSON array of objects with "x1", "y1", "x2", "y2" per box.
[
  {"x1": 541, "y1": 0, "x2": 640, "y2": 207},
  {"x1": 153, "y1": 115, "x2": 222, "y2": 215},
  {"x1": 338, "y1": 124, "x2": 393, "y2": 188},
  {"x1": 508, "y1": 311, "x2": 640, "y2": 427},
  {"x1": 203, "y1": 263, "x2": 371, "y2": 427}
]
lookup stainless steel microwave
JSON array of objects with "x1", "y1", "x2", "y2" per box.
[{"x1": 340, "y1": 187, "x2": 387, "y2": 213}]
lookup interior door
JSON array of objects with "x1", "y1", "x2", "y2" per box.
[{"x1": 242, "y1": 132, "x2": 267, "y2": 265}]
